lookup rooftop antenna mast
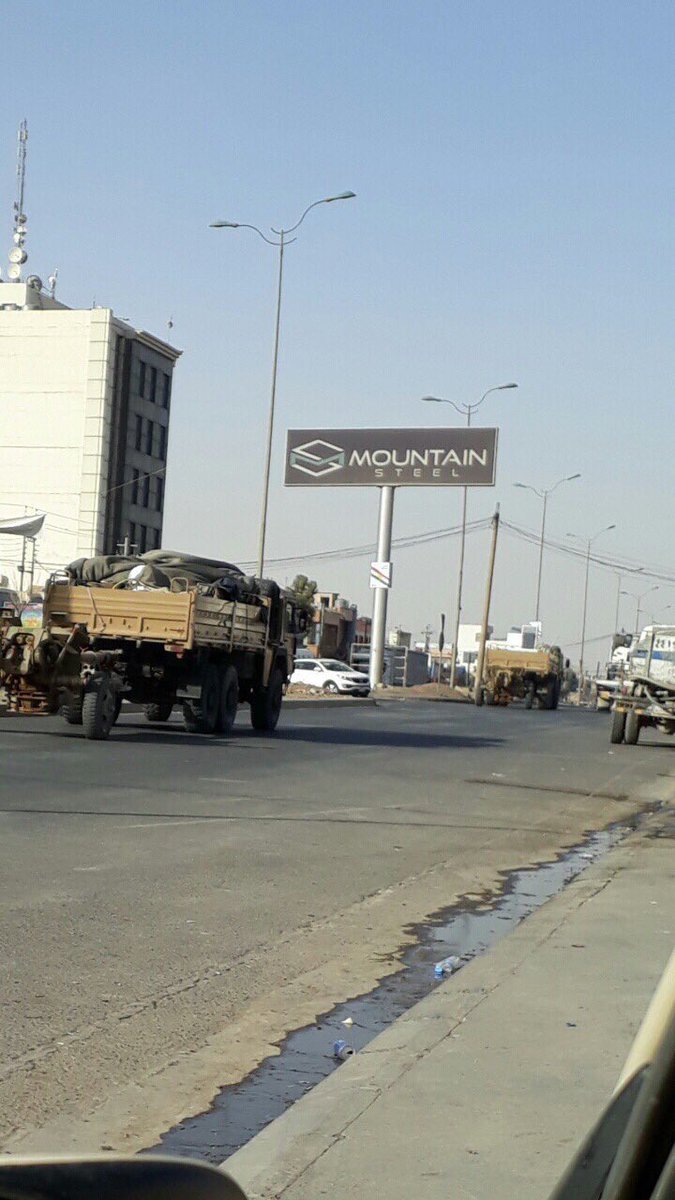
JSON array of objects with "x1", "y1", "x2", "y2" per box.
[{"x1": 7, "y1": 120, "x2": 28, "y2": 283}]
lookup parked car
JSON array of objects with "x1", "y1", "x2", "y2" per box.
[
  {"x1": 0, "y1": 587, "x2": 20, "y2": 615},
  {"x1": 291, "y1": 657, "x2": 371, "y2": 696}
]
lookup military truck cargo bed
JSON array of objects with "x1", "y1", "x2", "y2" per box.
[{"x1": 45, "y1": 583, "x2": 269, "y2": 652}]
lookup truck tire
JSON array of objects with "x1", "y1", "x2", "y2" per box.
[
  {"x1": 524, "y1": 682, "x2": 536, "y2": 710},
  {"x1": 541, "y1": 678, "x2": 557, "y2": 710},
  {"x1": 183, "y1": 665, "x2": 220, "y2": 734},
  {"x1": 113, "y1": 693, "x2": 123, "y2": 724},
  {"x1": 611, "y1": 709, "x2": 626, "y2": 744},
  {"x1": 250, "y1": 667, "x2": 284, "y2": 733},
  {"x1": 144, "y1": 700, "x2": 174, "y2": 723},
  {"x1": 624, "y1": 709, "x2": 641, "y2": 745},
  {"x1": 62, "y1": 699, "x2": 83, "y2": 725},
  {"x1": 217, "y1": 666, "x2": 239, "y2": 734},
  {"x1": 82, "y1": 678, "x2": 116, "y2": 741}
]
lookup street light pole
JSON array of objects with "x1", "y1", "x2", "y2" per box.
[
  {"x1": 257, "y1": 230, "x2": 285, "y2": 579},
  {"x1": 567, "y1": 524, "x2": 616, "y2": 691},
  {"x1": 614, "y1": 567, "x2": 644, "y2": 635},
  {"x1": 210, "y1": 191, "x2": 355, "y2": 578},
  {"x1": 514, "y1": 474, "x2": 581, "y2": 625},
  {"x1": 422, "y1": 383, "x2": 518, "y2": 687}
]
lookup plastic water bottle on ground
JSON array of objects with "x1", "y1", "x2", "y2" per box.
[
  {"x1": 434, "y1": 954, "x2": 461, "y2": 979},
  {"x1": 333, "y1": 1039, "x2": 355, "y2": 1061}
]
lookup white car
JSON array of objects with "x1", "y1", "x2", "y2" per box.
[{"x1": 291, "y1": 658, "x2": 371, "y2": 696}]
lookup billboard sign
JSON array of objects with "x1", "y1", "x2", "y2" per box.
[{"x1": 285, "y1": 427, "x2": 498, "y2": 487}]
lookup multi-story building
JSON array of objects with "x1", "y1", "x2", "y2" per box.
[{"x1": 0, "y1": 281, "x2": 180, "y2": 589}]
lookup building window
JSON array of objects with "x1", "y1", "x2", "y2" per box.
[
  {"x1": 135, "y1": 414, "x2": 143, "y2": 451},
  {"x1": 156, "y1": 475, "x2": 164, "y2": 512},
  {"x1": 142, "y1": 473, "x2": 150, "y2": 507},
  {"x1": 139, "y1": 361, "x2": 146, "y2": 397},
  {"x1": 131, "y1": 468, "x2": 140, "y2": 505},
  {"x1": 161, "y1": 373, "x2": 171, "y2": 409},
  {"x1": 137, "y1": 525, "x2": 147, "y2": 553},
  {"x1": 145, "y1": 420, "x2": 154, "y2": 455},
  {"x1": 158, "y1": 425, "x2": 167, "y2": 459},
  {"x1": 149, "y1": 365, "x2": 157, "y2": 403}
]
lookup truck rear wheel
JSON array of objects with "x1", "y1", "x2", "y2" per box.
[
  {"x1": 250, "y1": 668, "x2": 284, "y2": 733},
  {"x1": 217, "y1": 666, "x2": 239, "y2": 734},
  {"x1": 82, "y1": 678, "x2": 116, "y2": 740},
  {"x1": 611, "y1": 709, "x2": 626, "y2": 744},
  {"x1": 144, "y1": 700, "x2": 174, "y2": 723},
  {"x1": 183, "y1": 665, "x2": 220, "y2": 734},
  {"x1": 624, "y1": 709, "x2": 641, "y2": 745},
  {"x1": 524, "y1": 682, "x2": 536, "y2": 710},
  {"x1": 62, "y1": 699, "x2": 83, "y2": 725},
  {"x1": 541, "y1": 678, "x2": 558, "y2": 710}
]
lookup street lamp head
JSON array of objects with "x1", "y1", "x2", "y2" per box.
[
  {"x1": 421, "y1": 396, "x2": 445, "y2": 403},
  {"x1": 567, "y1": 473, "x2": 582, "y2": 481},
  {"x1": 606, "y1": 524, "x2": 617, "y2": 532},
  {"x1": 324, "y1": 191, "x2": 356, "y2": 202},
  {"x1": 209, "y1": 221, "x2": 239, "y2": 228},
  {"x1": 497, "y1": 383, "x2": 518, "y2": 390}
]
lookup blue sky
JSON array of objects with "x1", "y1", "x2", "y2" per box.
[{"x1": 4, "y1": 1, "x2": 675, "y2": 654}]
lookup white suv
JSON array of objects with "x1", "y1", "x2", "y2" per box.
[{"x1": 291, "y1": 658, "x2": 371, "y2": 696}]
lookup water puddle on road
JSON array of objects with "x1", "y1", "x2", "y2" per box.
[{"x1": 152, "y1": 819, "x2": 637, "y2": 1164}]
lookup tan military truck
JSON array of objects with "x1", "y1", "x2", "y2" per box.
[
  {"x1": 475, "y1": 645, "x2": 564, "y2": 709},
  {"x1": 0, "y1": 552, "x2": 303, "y2": 740}
]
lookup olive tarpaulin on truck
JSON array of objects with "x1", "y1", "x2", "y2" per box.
[{"x1": 0, "y1": 551, "x2": 305, "y2": 740}]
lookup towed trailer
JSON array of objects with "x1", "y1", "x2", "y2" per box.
[
  {"x1": 0, "y1": 575, "x2": 302, "y2": 740},
  {"x1": 610, "y1": 625, "x2": 675, "y2": 746}
]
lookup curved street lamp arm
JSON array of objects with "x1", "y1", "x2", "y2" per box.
[
  {"x1": 513, "y1": 482, "x2": 544, "y2": 498},
  {"x1": 210, "y1": 221, "x2": 281, "y2": 246},
  {"x1": 274, "y1": 198, "x2": 326, "y2": 236},
  {"x1": 421, "y1": 396, "x2": 469, "y2": 417},
  {"x1": 235, "y1": 223, "x2": 281, "y2": 246},
  {"x1": 549, "y1": 473, "x2": 579, "y2": 495},
  {"x1": 274, "y1": 191, "x2": 354, "y2": 237}
]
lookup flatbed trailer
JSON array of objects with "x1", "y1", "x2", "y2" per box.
[
  {"x1": 610, "y1": 625, "x2": 675, "y2": 746},
  {"x1": 0, "y1": 576, "x2": 302, "y2": 740}
]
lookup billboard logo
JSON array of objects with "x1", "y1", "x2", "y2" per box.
[{"x1": 289, "y1": 439, "x2": 346, "y2": 478}]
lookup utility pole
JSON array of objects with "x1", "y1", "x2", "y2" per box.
[{"x1": 473, "y1": 506, "x2": 500, "y2": 704}]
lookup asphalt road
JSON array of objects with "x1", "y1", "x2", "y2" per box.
[{"x1": 0, "y1": 699, "x2": 671, "y2": 1155}]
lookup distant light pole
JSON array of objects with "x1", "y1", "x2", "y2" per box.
[
  {"x1": 621, "y1": 584, "x2": 659, "y2": 634},
  {"x1": 514, "y1": 473, "x2": 581, "y2": 625},
  {"x1": 210, "y1": 191, "x2": 356, "y2": 577},
  {"x1": 567, "y1": 524, "x2": 616, "y2": 687},
  {"x1": 614, "y1": 566, "x2": 644, "y2": 635},
  {"x1": 421, "y1": 383, "x2": 518, "y2": 687}
]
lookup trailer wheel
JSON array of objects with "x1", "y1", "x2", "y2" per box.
[
  {"x1": 82, "y1": 679, "x2": 116, "y2": 741},
  {"x1": 217, "y1": 666, "x2": 239, "y2": 734},
  {"x1": 250, "y1": 668, "x2": 284, "y2": 733},
  {"x1": 62, "y1": 699, "x2": 83, "y2": 725},
  {"x1": 144, "y1": 700, "x2": 174, "y2": 723},
  {"x1": 624, "y1": 710, "x2": 641, "y2": 745},
  {"x1": 610, "y1": 709, "x2": 626, "y2": 744}
]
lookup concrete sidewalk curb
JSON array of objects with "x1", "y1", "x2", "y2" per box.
[{"x1": 226, "y1": 811, "x2": 673, "y2": 1199}]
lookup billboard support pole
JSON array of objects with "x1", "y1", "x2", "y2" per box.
[{"x1": 370, "y1": 486, "x2": 395, "y2": 688}]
